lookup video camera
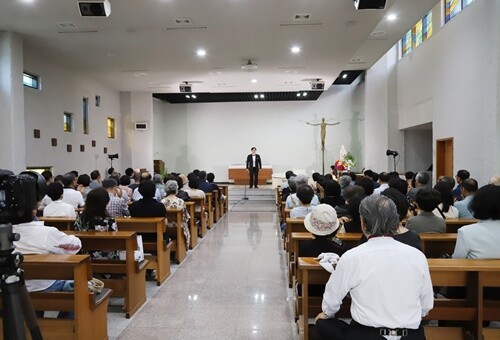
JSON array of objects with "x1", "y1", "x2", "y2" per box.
[{"x1": 0, "y1": 170, "x2": 46, "y2": 226}]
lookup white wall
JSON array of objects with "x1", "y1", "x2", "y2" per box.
[
  {"x1": 396, "y1": 0, "x2": 499, "y2": 184},
  {"x1": 153, "y1": 84, "x2": 365, "y2": 181},
  {"x1": 23, "y1": 44, "x2": 123, "y2": 175},
  {"x1": 404, "y1": 127, "x2": 433, "y2": 172}
]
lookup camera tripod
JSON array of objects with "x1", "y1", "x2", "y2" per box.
[{"x1": 0, "y1": 223, "x2": 43, "y2": 340}]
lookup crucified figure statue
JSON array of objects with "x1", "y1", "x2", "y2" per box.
[{"x1": 306, "y1": 117, "x2": 340, "y2": 151}]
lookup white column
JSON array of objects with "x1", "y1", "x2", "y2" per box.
[{"x1": 0, "y1": 32, "x2": 26, "y2": 173}]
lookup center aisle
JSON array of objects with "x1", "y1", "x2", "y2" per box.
[{"x1": 117, "y1": 187, "x2": 297, "y2": 339}]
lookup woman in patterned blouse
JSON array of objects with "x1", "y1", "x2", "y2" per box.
[
  {"x1": 161, "y1": 180, "x2": 190, "y2": 249},
  {"x1": 74, "y1": 187, "x2": 118, "y2": 259}
]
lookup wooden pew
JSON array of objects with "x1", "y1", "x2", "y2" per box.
[
  {"x1": 205, "y1": 192, "x2": 214, "y2": 229},
  {"x1": 218, "y1": 185, "x2": 229, "y2": 213},
  {"x1": 64, "y1": 231, "x2": 148, "y2": 318},
  {"x1": 420, "y1": 233, "x2": 457, "y2": 258},
  {"x1": 39, "y1": 217, "x2": 74, "y2": 231},
  {"x1": 166, "y1": 208, "x2": 188, "y2": 263},
  {"x1": 190, "y1": 197, "x2": 207, "y2": 238},
  {"x1": 217, "y1": 187, "x2": 225, "y2": 219},
  {"x1": 115, "y1": 217, "x2": 172, "y2": 286},
  {"x1": 185, "y1": 201, "x2": 197, "y2": 249},
  {"x1": 445, "y1": 219, "x2": 478, "y2": 233},
  {"x1": 297, "y1": 257, "x2": 500, "y2": 340},
  {"x1": 18, "y1": 254, "x2": 112, "y2": 340},
  {"x1": 213, "y1": 189, "x2": 220, "y2": 222}
]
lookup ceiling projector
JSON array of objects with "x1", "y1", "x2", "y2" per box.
[
  {"x1": 311, "y1": 81, "x2": 325, "y2": 90},
  {"x1": 354, "y1": 0, "x2": 386, "y2": 10},
  {"x1": 241, "y1": 60, "x2": 258, "y2": 72},
  {"x1": 78, "y1": 0, "x2": 111, "y2": 17},
  {"x1": 180, "y1": 84, "x2": 192, "y2": 92}
]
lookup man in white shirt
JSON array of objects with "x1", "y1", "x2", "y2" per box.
[
  {"x1": 61, "y1": 173, "x2": 85, "y2": 209},
  {"x1": 13, "y1": 218, "x2": 82, "y2": 292},
  {"x1": 373, "y1": 172, "x2": 390, "y2": 195},
  {"x1": 131, "y1": 172, "x2": 162, "y2": 201},
  {"x1": 43, "y1": 182, "x2": 76, "y2": 218},
  {"x1": 286, "y1": 174, "x2": 320, "y2": 209},
  {"x1": 245, "y1": 147, "x2": 262, "y2": 189},
  {"x1": 454, "y1": 178, "x2": 478, "y2": 218},
  {"x1": 315, "y1": 195, "x2": 433, "y2": 340}
]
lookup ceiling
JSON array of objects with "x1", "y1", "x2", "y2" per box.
[{"x1": 0, "y1": 0, "x2": 438, "y2": 94}]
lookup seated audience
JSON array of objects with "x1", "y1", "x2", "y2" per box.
[
  {"x1": 169, "y1": 174, "x2": 190, "y2": 201},
  {"x1": 207, "y1": 172, "x2": 219, "y2": 192},
  {"x1": 407, "y1": 171, "x2": 430, "y2": 200},
  {"x1": 125, "y1": 167, "x2": 135, "y2": 182},
  {"x1": 359, "y1": 188, "x2": 421, "y2": 251},
  {"x1": 373, "y1": 172, "x2": 390, "y2": 195},
  {"x1": 338, "y1": 175, "x2": 351, "y2": 195},
  {"x1": 453, "y1": 184, "x2": 500, "y2": 259},
  {"x1": 197, "y1": 171, "x2": 213, "y2": 193},
  {"x1": 388, "y1": 177, "x2": 408, "y2": 195},
  {"x1": 76, "y1": 174, "x2": 92, "y2": 201},
  {"x1": 454, "y1": 178, "x2": 478, "y2": 218},
  {"x1": 335, "y1": 185, "x2": 365, "y2": 218},
  {"x1": 132, "y1": 172, "x2": 162, "y2": 201},
  {"x1": 185, "y1": 176, "x2": 206, "y2": 201},
  {"x1": 318, "y1": 180, "x2": 345, "y2": 208},
  {"x1": 299, "y1": 204, "x2": 347, "y2": 257},
  {"x1": 62, "y1": 173, "x2": 85, "y2": 209},
  {"x1": 180, "y1": 174, "x2": 190, "y2": 191},
  {"x1": 280, "y1": 170, "x2": 295, "y2": 193},
  {"x1": 453, "y1": 169, "x2": 470, "y2": 201},
  {"x1": 432, "y1": 182, "x2": 459, "y2": 219},
  {"x1": 153, "y1": 174, "x2": 166, "y2": 199},
  {"x1": 38, "y1": 170, "x2": 55, "y2": 212},
  {"x1": 74, "y1": 188, "x2": 118, "y2": 259},
  {"x1": 89, "y1": 170, "x2": 102, "y2": 190},
  {"x1": 355, "y1": 176, "x2": 374, "y2": 196},
  {"x1": 161, "y1": 180, "x2": 190, "y2": 248},
  {"x1": 282, "y1": 175, "x2": 296, "y2": 202},
  {"x1": 13, "y1": 205, "x2": 81, "y2": 294},
  {"x1": 102, "y1": 178, "x2": 130, "y2": 218},
  {"x1": 406, "y1": 188, "x2": 446, "y2": 234},
  {"x1": 438, "y1": 176, "x2": 456, "y2": 191},
  {"x1": 341, "y1": 194, "x2": 365, "y2": 233},
  {"x1": 43, "y1": 182, "x2": 77, "y2": 218},
  {"x1": 129, "y1": 181, "x2": 167, "y2": 217},
  {"x1": 119, "y1": 175, "x2": 133, "y2": 201},
  {"x1": 405, "y1": 171, "x2": 415, "y2": 190},
  {"x1": 290, "y1": 185, "x2": 316, "y2": 218},
  {"x1": 129, "y1": 172, "x2": 141, "y2": 191},
  {"x1": 285, "y1": 174, "x2": 319, "y2": 209},
  {"x1": 315, "y1": 195, "x2": 433, "y2": 340}
]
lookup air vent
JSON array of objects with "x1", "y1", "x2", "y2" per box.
[
  {"x1": 58, "y1": 22, "x2": 77, "y2": 28},
  {"x1": 174, "y1": 18, "x2": 192, "y2": 25},
  {"x1": 280, "y1": 23, "x2": 322, "y2": 27},
  {"x1": 348, "y1": 57, "x2": 365, "y2": 65},
  {"x1": 344, "y1": 20, "x2": 357, "y2": 27},
  {"x1": 293, "y1": 13, "x2": 311, "y2": 21},
  {"x1": 370, "y1": 30, "x2": 386, "y2": 38},
  {"x1": 58, "y1": 30, "x2": 98, "y2": 34},
  {"x1": 276, "y1": 66, "x2": 307, "y2": 70}
]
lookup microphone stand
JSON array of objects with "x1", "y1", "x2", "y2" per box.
[{"x1": 243, "y1": 169, "x2": 249, "y2": 200}]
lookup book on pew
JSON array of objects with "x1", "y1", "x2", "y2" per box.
[{"x1": 119, "y1": 235, "x2": 145, "y2": 262}]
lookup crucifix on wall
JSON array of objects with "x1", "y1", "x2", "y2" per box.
[{"x1": 306, "y1": 117, "x2": 340, "y2": 174}]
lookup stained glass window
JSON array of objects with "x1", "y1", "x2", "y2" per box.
[
  {"x1": 445, "y1": 0, "x2": 462, "y2": 22},
  {"x1": 423, "y1": 11, "x2": 432, "y2": 41},
  {"x1": 107, "y1": 118, "x2": 115, "y2": 139},
  {"x1": 402, "y1": 30, "x2": 413, "y2": 57},
  {"x1": 413, "y1": 19, "x2": 423, "y2": 49},
  {"x1": 64, "y1": 112, "x2": 72, "y2": 132},
  {"x1": 83, "y1": 97, "x2": 89, "y2": 135}
]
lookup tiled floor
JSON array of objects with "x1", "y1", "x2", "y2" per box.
[{"x1": 114, "y1": 187, "x2": 298, "y2": 339}]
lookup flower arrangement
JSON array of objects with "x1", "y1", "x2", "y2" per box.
[{"x1": 334, "y1": 152, "x2": 356, "y2": 172}]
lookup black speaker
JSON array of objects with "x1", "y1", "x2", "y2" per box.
[{"x1": 354, "y1": 0, "x2": 386, "y2": 10}]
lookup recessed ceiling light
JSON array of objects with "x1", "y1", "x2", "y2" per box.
[
  {"x1": 186, "y1": 95, "x2": 190, "y2": 98},
  {"x1": 254, "y1": 94, "x2": 258, "y2": 99},
  {"x1": 291, "y1": 46, "x2": 301, "y2": 54},
  {"x1": 251, "y1": 79, "x2": 257, "y2": 83},
  {"x1": 342, "y1": 74, "x2": 348, "y2": 79},
  {"x1": 196, "y1": 49, "x2": 206, "y2": 57},
  {"x1": 260, "y1": 94, "x2": 264, "y2": 99},
  {"x1": 302, "y1": 92, "x2": 307, "y2": 96},
  {"x1": 133, "y1": 72, "x2": 148, "y2": 77},
  {"x1": 296, "y1": 93, "x2": 301, "y2": 97},
  {"x1": 191, "y1": 94, "x2": 197, "y2": 99},
  {"x1": 387, "y1": 14, "x2": 397, "y2": 21}
]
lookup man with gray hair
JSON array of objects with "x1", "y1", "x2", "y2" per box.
[
  {"x1": 407, "y1": 171, "x2": 430, "y2": 200},
  {"x1": 315, "y1": 195, "x2": 433, "y2": 340},
  {"x1": 285, "y1": 174, "x2": 320, "y2": 209}
]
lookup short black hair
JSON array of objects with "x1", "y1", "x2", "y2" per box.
[
  {"x1": 456, "y1": 170, "x2": 470, "y2": 182},
  {"x1": 438, "y1": 176, "x2": 456, "y2": 191},
  {"x1": 138, "y1": 180, "x2": 156, "y2": 198},
  {"x1": 199, "y1": 171, "x2": 207, "y2": 180},
  {"x1": 120, "y1": 175, "x2": 131, "y2": 186},
  {"x1": 469, "y1": 184, "x2": 500, "y2": 220},
  {"x1": 192, "y1": 169, "x2": 200, "y2": 176},
  {"x1": 388, "y1": 177, "x2": 408, "y2": 195},
  {"x1": 189, "y1": 177, "x2": 200, "y2": 189},
  {"x1": 125, "y1": 168, "x2": 134, "y2": 177},
  {"x1": 371, "y1": 172, "x2": 379, "y2": 182},
  {"x1": 405, "y1": 171, "x2": 415, "y2": 180},
  {"x1": 462, "y1": 178, "x2": 478, "y2": 193},
  {"x1": 379, "y1": 172, "x2": 390, "y2": 183},
  {"x1": 77, "y1": 174, "x2": 91, "y2": 187},
  {"x1": 324, "y1": 174, "x2": 333, "y2": 180},
  {"x1": 343, "y1": 185, "x2": 366, "y2": 202},
  {"x1": 415, "y1": 188, "x2": 442, "y2": 212},
  {"x1": 41, "y1": 170, "x2": 53, "y2": 182},
  {"x1": 54, "y1": 174, "x2": 64, "y2": 183},
  {"x1": 355, "y1": 177, "x2": 374, "y2": 196},
  {"x1": 349, "y1": 172, "x2": 358, "y2": 182},
  {"x1": 90, "y1": 170, "x2": 100, "y2": 180},
  {"x1": 46, "y1": 182, "x2": 64, "y2": 201},
  {"x1": 434, "y1": 181, "x2": 454, "y2": 213},
  {"x1": 323, "y1": 180, "x2": 341, "y2": 197},
  {"x1": 312, "y1": 172, "x2": 322, "y2": 182},
  {"x1": 62, "y1": 173, "x2": 76, "y2": 188},
  {"x1": 296, "y1": 185, "x2": 315, "y2": 205},
  {"x1": 102, "y1": 178, "x2": 117, "y2": 189},
  {"x1": 388, "y1": 172, "x2": 400, "y2": 179},
  {"x1": 381, "y1": 188, "x2": 410, "y2": 222},
  {"x1": 363, "y1": 170, "x2": 374, "y2": 178},
  {"x1": 174, "y1": 175, "x2": 184, "y2": 190},
  {"x1": 69, "y1": 170, "x2": 79, "y2": 177},
  {"x1": 285, "y1": 170, "x2": 295, "y2": 180},
  {"x1": 251, "y1": 147, "x2": 256, "y2": 151},
  {"x1": 207, "y1": 173, "x2": 215, "y2": 183}
]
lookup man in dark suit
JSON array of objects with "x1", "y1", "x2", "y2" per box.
[{"x1": 246, "y1": 147, "x2": 262, "y2": 188}]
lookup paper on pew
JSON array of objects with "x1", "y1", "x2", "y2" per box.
[
  {"x1": 315, "y1": 253, "x2": 340, "y2": 273},
  {"x1": 119, "y1": 234, "x2": 145, "y2": 262}
]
